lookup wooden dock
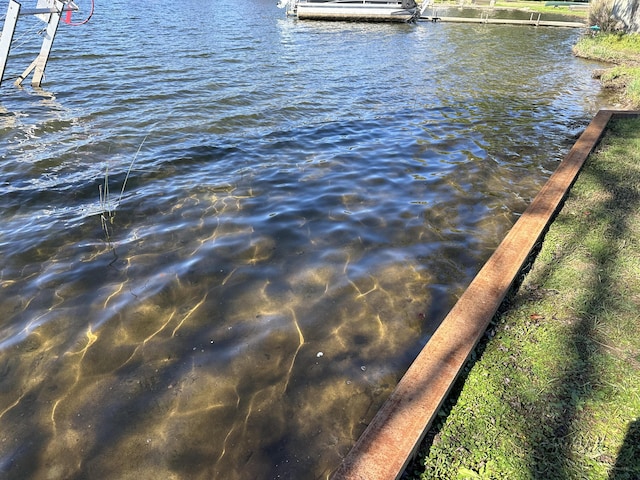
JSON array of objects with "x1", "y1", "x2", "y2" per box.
[{"x1": 419, "y1": 14, "x2": 586, "y2": 28}]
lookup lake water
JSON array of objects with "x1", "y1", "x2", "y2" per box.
[{"x1": 1, "y1": 1, "x2": 608, "y2": 478}]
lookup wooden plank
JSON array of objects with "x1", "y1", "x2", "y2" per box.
[{"x1": 331, "y1": 109, "x2": 617, "y2": 480}]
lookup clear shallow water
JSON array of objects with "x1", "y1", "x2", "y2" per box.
[{"x1": 1, "y1": 1, "x2": 607, "y2": 478}]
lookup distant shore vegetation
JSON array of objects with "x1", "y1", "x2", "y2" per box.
[
  {"x1": 426, "y1": 0, "x2": 589, "y2": 18},
  {"x1": 574, "y1": 31, "x2": 640, "y2": 109},
  {"x1": 427, "y1": 0, "x2": 640, "y2": 108}
]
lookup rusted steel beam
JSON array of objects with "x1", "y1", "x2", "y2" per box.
[{"x1": 332, "y1": 109, "x2": 624, "y2": 480}]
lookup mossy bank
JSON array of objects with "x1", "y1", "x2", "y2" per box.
[{"x1": 574, "y1": 33, "x2": 640, "y2": 109}]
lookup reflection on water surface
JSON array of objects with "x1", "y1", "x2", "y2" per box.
[{"x1": 0, "y1": 1, "x2": 607, "y2": 478}]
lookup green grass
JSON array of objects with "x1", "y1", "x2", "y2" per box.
[
  {"x1": 573, "y1": 34, "x2": 640, "y2": 109},
  {"x1": 600, "y1": 66, "x2": 640, "y2": 107},
  {"x1": 574, "y1": 33, "x2": 640, "y2": 65},
  {"x1": 428, "y1": 0, "x2": 589, "y2": 18},
  {"x1": 494, "y1": 1, "x2": 588, "y2": 17},
  {"x1": 404, "y1": 118, "x2": 640, "y2": 479}
]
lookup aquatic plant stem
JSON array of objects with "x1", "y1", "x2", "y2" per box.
[
  {"x1": 118, "y1": 135, "x2": 147, "y2": 208},
  {"x1": 99, "y1": 135, "x2": 147, "y2": 242}
]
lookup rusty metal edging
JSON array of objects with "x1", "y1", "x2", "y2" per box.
[{"x1": 331, "y1": 109, "x2": 636, "y2": 480}]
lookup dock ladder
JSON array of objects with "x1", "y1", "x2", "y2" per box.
[{"x1": 0, "y1": 0, "x2": 78, "y2": 88}]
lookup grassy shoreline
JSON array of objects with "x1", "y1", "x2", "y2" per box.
[
  {"x1": 428, "y1": 0, "x2": 589, "y2": 18},
  {"x1": 418, "y1": 0, "x2": 588, "y2": 20},
  {"x1": 573, "y1": 34, "x2": 640, "y2": 109},
  {"x1": 404, "y1": 115, "x2": 640, "y2": 479}
]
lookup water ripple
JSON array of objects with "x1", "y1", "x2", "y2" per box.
[{"x1": 0, "y1": 2, "x2": 608, "y2": 478}]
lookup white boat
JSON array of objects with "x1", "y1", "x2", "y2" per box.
[{"x1": 278, "y1": 0, "x2": 419, "y2": 23}]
